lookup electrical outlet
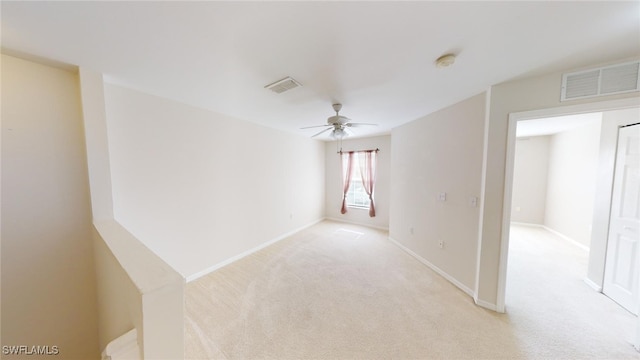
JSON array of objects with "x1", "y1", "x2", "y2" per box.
[
  {"x1": 438, "y1": 240, "x2": 444, "y2": 249},
  {"x1": 409, "y1": 226, "x2": 414, "y2": 235},
  {"x1": 469, "y1": 196, "x2": 478, "y2": 207},
  {"x1": 438, "y1": 192, "x2": 447, "y2": 202}
]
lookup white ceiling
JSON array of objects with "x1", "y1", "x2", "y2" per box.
[
  {"x1": 516, "y1": 112, "x2": 603, "y2": 138},
  {"x1": 2, "y1": 1, "x2": 639, "y2": 140}
]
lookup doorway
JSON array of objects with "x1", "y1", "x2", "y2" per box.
[
  {"x1": 506, "y1": 111, "x2": 637, "y2": 352},
  {"x1": 510, "y1": 112, "x2": 602, "y2": 251},
  {"x1": 497, "y1": 98, "x2": 640, "y2": 350}
]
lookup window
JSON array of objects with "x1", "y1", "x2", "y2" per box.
[
  {"x1": 340, "y1": 149, "x2": 377, "y2": 217},
  {"x1": 346, "y1": 153, "x2": 371, "y2": 209}
]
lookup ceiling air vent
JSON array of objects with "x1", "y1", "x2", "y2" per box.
[
  {"x1": 264, "y1": 76, "x2": 301, "y2": 94},
  {"x1": 561, "y1": 61, "x2": 640, "y2": 101}
]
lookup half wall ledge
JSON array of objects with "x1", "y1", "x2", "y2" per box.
[{"x1": 95, "y1": 220, "x2": 185, "y2": 360}]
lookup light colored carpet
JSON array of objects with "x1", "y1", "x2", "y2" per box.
[
  {"x1": 185, "y1": 221, "x2": 639, "y2": 359},
  {"x1": 506, "y1": 224, "x2": 638, "y2": 359}
]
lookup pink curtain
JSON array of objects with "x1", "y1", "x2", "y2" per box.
[
  {"x1": 340, "y1": 151, "x2": 354, "y2": 214},
  {"x1": 358, "y1": 150, "x2": 377, "y2": 217}
]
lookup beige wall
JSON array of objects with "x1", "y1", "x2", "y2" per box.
[
  {"x1": 1, "y1": 54, "x2": 100, "y2": 358},
  {"x1": 325, "y1": 135, "x2": 391, "y2": 229},
  {"x1": 103, "y1": 84, "x2": 326, "y2": 279},
  {"x1": 93, "y1": 220, "x2": 184, "y2": 359},
  {"x1": 511, "y1": 136, "x2": 550, "y2": 224},
  {"x1": 545, "y1": 119, "x2": 602, "y2": 247},
  {"x1": 389, "y1": 93, "x2": 485, "y2": 292},
  {"x1": 93, "y1": 227, "x2": 142, "y2": 352}
]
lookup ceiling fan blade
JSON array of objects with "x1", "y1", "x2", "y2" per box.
[
  {"x1": 345, "y1": 122, "x2": 378, "y2": 127},
  {"x1": 344, "y1": 127, "x2": 355, "y2": 137},
  {"x1": 311, "y1": 127, "x2": 332, "y2": 138},
  {"x1": 300, "y1": 124, "x2": 332, "y2": 129}
]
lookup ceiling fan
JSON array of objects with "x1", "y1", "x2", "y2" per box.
[{"x1": 301, "y1": 103, "x2": 377, "y2": 138}]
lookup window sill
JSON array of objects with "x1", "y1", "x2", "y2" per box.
[{"x1": 346, "y1": 205, "x2": 370, "y2": 210}]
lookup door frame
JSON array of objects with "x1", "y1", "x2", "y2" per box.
[{"x1": 496, "y1": 97, "x2": 640, "y2": 344}]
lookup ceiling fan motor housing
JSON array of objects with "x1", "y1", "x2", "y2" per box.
[
  {"x1": 327, "y1": 115, "x2": 350, "y2": 125},
  {"x1": 302, "y1": 103, "x2": 375, "y2": 138}
]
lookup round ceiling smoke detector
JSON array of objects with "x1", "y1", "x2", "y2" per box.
[{"x1": 435, "y1": 54, "x2": 456, "y2": 68}]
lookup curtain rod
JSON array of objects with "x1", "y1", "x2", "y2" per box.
[{"x1": 337, "y1": 148, "x2": 380, "y2": 154}]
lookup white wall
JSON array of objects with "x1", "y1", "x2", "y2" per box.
[
  {"x1": 78, "y1": 68, "x2": 114, "y2": 222},
  {"x1": 103, "y1": 84, "x2": 325, "y2": 279},
  {"x1": 325, "y1": 135, "x2": 391, "y2": 229},
  {"x1": 511, "y1": 136, "x2": 550, "y2": 224},
  {"x1": 476, "y1": 57, "x2": 640, "y2": 308},
  {"x1": 389, "y1": 93, "x2": 485, "y2": 292},
  {"x1": 80, "y1": 68, "x2": 185, "y2": 359},
  {"x1": 544, "y1": 118, "x2": 602, "y2": 247},
  {"x1": 511, "y1": 119, "x2": 602, "y2": 248},
  {"x1": 1, "y1": 54, "x2": 100, "y2": 358}
]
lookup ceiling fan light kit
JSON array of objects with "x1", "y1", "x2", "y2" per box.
[{"x1": 331, "y1": 128, "x2": 346, "y2": 139}]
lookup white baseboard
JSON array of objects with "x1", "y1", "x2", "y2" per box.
[
  {"x1": 325, "y1": 217, "x2": 389, "y2": 232},
  {"x1": 474, "y1": 297, "x2": 499, "y2": 312},
  {"x1": 510, "y1": 221, "x2": 544, "y2": 228},
  {"x1": 583, "y1": 277, "x2": 603, "y2": 292},
  {"x1": 510, "y1": 222, "x2": 590, "y2": 252},
  {"x1": 541, "y1": 225, "x2": 590, "y2": 252},
  {"x1": 186, "y1": 218, "x2": 325, "y2": 282},
  {"x1": 387, "y1": 237, "x2": 474, "y2": 298}
]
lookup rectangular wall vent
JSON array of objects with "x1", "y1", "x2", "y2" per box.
[
  {"x1": 561, "y1": 61, "x2": 640, "y2": 101},
  {"x1": 264, "y1": 76, "x2": 301, "y2": 94}
]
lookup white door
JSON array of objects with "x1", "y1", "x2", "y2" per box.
[{"x1": 603, "y1": 123, "x2": 640, "y2": 315}]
